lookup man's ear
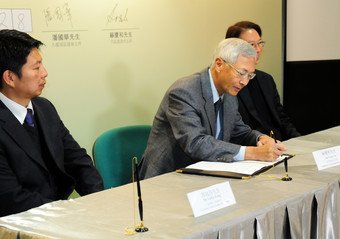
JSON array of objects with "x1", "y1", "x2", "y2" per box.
[
  {"x1": 2, "y1": 70, "x2": 16, "y2": 88},
  {"x1": 215, "y1": 58, "x2": 224, "y2": 73}
]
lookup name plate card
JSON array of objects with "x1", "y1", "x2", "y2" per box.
[
  {"x1": 187, "y1": 181, "x2": 236, "y2": 217},
  {"x1": 312, "y1": 146, "x2": 340, "y2": 170}
]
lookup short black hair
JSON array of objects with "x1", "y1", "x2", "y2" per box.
[
  {"x1": 225, "y1": 21, "x2": 262, "y2": 39},
  {"x1": 0, "y1": 29, "x2": 43, "y2": 88}
]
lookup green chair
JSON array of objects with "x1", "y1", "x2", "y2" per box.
[{"x1": 92, "y1": 125, "x2": 151, "y2": 189}]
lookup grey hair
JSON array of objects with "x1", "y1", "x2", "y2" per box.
[{"x1": 210, "y1": 38, "x2": 256, "y2": 67}]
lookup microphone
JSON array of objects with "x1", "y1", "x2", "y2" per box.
[{"x1": 134, "y1": 157, "x2": 148, "y2": 233}]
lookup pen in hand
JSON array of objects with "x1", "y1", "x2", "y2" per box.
[{"x1": 270, "y1": 130, "x2": 277, "y2": 143}]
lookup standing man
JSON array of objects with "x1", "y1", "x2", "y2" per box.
[
  {"x1": 226, "y1": 21, "x2": 301, "y2": 141},
  {"x1": 139, "y1": 38, "x2": 287, "y2": 179},
  {"x1": 0, "y1": 29, "x2": 103, "y2": 217}
]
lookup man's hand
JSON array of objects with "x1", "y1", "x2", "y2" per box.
[
  {"x1": 257, "y1": 135, "x2": 274, "y2": 146},
  {"x1": 245, "y1": 136, "x2": 287, "y2": 161}
]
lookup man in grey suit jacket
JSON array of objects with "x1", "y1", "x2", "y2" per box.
[
  {"x1": 0, "y1": 29, "x2": 103, "y2": 216},
  {"x1": 139, "y1": 38, "x2": 287, "y2": 179}
]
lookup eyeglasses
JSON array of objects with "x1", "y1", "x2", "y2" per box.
[
  {"x1": 249, "y1": 40, "x2": 265, "y2": 49},
  {"x1": 222, "y1": 60, "x2": 256, "y2": 81}
]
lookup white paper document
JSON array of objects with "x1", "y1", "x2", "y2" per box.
[
  {"x1": 185, "y1": 154, "x2": 290, "y2": 176},
  {"x1": 187, "y1": 181, "x2": 236, "y2": 217},
  {"x1": 312, "y1": 146, "x2": 340, "y2": 170}
]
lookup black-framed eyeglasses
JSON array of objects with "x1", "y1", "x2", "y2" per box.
[
  {"x1": 249, "y1": 40, "x2": 265, "y2": 49},
  {"x1": 222, "y1": 60, "x2": 256, "y2": 81}
]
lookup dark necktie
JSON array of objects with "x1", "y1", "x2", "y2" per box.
[
  {"x1": 214, "y1": 98, "x2": 223, "y2": 140},
  {"x1": 25, "y1": 109, "x2": 35, "y2": 127}
]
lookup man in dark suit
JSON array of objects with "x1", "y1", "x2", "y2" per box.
[
  {"x1": 139, "y1": 38, "x2": 287, "y2": 179},
  {"x1": 0, "y1": 29, "x2": 103, "y2": 217},
  {"x1": 226, "y1": 21, "x2": 301, "y2": 141}
]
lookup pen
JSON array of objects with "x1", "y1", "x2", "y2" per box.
[
  {"x1": 134, "y1": 158, "x2": 148, "y2": 232},
  {"x1": 281, "y1": 156, "x2": 292, "y2": 181},
  {"x1": 284, "y1": 157, "x2": 288, "y2": 173},
  {"x1": 269, "y1": 131, "x2": 292, "y2": 181},
  {"x1": 270, "y1": 130, "x2": 277, "y2": 143},
  {"x1": 134, "y1": 158, "x2": 143, "y2": 223}
]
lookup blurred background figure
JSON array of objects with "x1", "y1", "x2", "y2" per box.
[{"x1": 226, "y1": 21, "x2": 301, "y2": 141}]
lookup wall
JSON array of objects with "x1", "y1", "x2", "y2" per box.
[{"x1": 1, "y1": 0, "x2": 282, "y2": 154}]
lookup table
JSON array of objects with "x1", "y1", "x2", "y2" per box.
[{"x1": 1, "y1": 126, "x2": 340, "y2": 239}]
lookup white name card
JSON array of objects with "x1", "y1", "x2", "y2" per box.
[
  {"x1": 312, "y1": 146, "x2": 340, "y2": 170},
  {"x1": 187, "y1": 181, "x2": 236, "y2": 218}
]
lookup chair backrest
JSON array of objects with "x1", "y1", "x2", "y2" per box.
[{"x1": 92, "y1": 125, "x2": 151, "y2": 189}]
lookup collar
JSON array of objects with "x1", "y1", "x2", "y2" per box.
[
  {"x1": 0, "y1": 92, "x2": 34, "y2": 125},
  {"x1": 208, "y1": 68, "x2": 223, "y2": 103}
]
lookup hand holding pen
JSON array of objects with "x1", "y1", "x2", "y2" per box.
[
  {"x1": 248, "y1": 132, "x2": 287, "y2": 161},
  {"x1": 257, "y1": 133, "x2": 286, "y2": 149}
]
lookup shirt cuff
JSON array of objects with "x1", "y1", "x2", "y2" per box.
[{"x1": 233, "y1": 146, "x2": 245, "y2": 161}]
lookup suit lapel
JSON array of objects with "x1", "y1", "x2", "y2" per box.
[
  {"x1": 0, "y1": 102, "x2": 47, "y2": 170},
  {"x1": 200, "y1": 68, "x2": 216, "y2": 136},
  {"x1": 32, "y1": 102, "x2": 62, "y2": 170},
  {"x1": 238, "y1": 83, "x2": 262, "y2": 123},
  {"x1": 256, "y1": 73, "x2": 281, "y2": 124}
]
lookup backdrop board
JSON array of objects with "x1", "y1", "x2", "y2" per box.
[
  {"x1": 1, "y1": 0, "x2": 282, "y2": 155},
  {"x1": 284, "y1": 0, "x2": 340, "y2": 135}
]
